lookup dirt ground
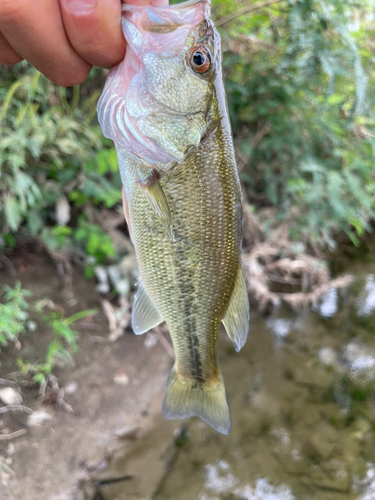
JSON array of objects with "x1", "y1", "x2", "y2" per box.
[{"x1": 0, "y1": 260, "x2": 179, "y2": 500}]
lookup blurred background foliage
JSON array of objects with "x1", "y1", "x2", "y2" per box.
[{"x1": 1, "y1": 0, "x2": 375, "y2": 271}]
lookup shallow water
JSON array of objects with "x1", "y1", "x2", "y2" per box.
[
  {"x1": 144, "y1": 256, "x2": 375, "y2": 500},
  {"x1": 6, "y1": 250, "x2": 374, "y2": 500}
]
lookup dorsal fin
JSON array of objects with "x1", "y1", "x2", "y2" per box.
[
  {"x1": 222, "y1": 267, "x2": 250, "y2": 352},
  {"x1": 132, "y1": 280, "x2": 163, "y2": 335}
]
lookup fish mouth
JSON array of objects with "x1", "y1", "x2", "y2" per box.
[
  {"x1": 121, "y1": 0, "x2": 210, "y2": 14},
  {"x1": 122, "y1": 0, "x2": 211, "y2": 35}
]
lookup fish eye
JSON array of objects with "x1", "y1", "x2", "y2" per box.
[{"x1": 190, "y1": 47, "x2": 211, "y2": 74}]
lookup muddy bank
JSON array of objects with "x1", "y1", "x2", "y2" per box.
[{"x1": 0, "y1": 261, "x2": 177, "y2": 500}]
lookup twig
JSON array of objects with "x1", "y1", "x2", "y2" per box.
[
  {"x1": 0, "y1": 429, "x2": 27, "y2": 440},
  {"x1": 267, "y1": 273, "x2": 302, "y2": 285},
  {"x1": 0, "y1": 378, "x2": 18, "y2": 388},
  {"x1": 94, "y1": 475, "x2": 133, "y2": 487},
  {"x1": 0, "y1": 459, "x2": 15, "y2": 476},
  {"x1": 2, "y1": 372, "x2": 23, "y2": 379},
  {"x1": 0, "y1": 405, "x2": 33, "y2": 415},
  {"x1": 216, "y1": 0, "x2": 283, "y2": 27},
  {"x1": 79, "y1": 322, "x2": 102, "y2": 330},
  {"x1": 250, "y1": 122, "x2": 272, "y2": 149},
  {"x1": 102, "y1": 299, "x2": 117, "y2": 333},
  {"x1": 153, "y1": 328, "x2": 175, "y2": 360},
  {"x1": 56, "y1": 389, "x2": 74, "y2": 413},
  {"x1": 0, "y1": 254, "x2": 16, "y2": 276},
  {"x1": 36, "y1": 298, "x2": 64, "y2": 313}
]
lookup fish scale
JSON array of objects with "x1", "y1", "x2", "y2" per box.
[{"x1": 98, "y1": 0, "x2": 249, "y2": 434}]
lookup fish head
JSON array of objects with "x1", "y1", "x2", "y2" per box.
[
  {"x1": 97, "y1": 0, "x2": 222, "y2": 170},
  {"x1": 137, "y1": 17, "x2": 215, "y2": 115}
]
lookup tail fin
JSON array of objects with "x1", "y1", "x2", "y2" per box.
[{"x1": 162, "y1": 366, "x2": 231, "y2": 434}]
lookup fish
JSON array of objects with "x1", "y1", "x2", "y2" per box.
[{"x1": 97, "y1": 0, "x2": 249, "y2": 434}]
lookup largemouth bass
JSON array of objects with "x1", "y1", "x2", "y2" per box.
[{"x1": 97, "y1": 0, "x2": 249, "y2": 434}]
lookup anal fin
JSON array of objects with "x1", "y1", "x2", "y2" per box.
[
  {"x1": 132, "y1": 280, "x2": 163, "y2": 335},
  {"x1": 222, "y1": 267, "x2": 250, "y2": 352}
]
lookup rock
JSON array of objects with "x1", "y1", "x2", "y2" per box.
[
  {"x1": 144, "y1": 333, "x2": 158, "y2": 349},
  {"x1": 266, "y1": 317, "x2": 297, "y2": 340},
  {"x1": 64, "y1": 381, "x2": 78, "y2": 395},
  {"x1": 55, "y1": 196, "x2": 70, "y2": 226},
  {"x1": 318, "y1": 287, "x2": 338, "y2": 318},
  {"x1": 342, "y1": 434, "x2": 363, "y2": 472},
  {"x1": 6, "y1": 443, "x2": 15, "y2": 456},
  {"x1": 310, "y1": 460, "x2": 350, "y2": 492},
  {"x1": 319, "y1": 403, "x2": 347, "y2": 428},
  {"x1": 281, "y1": 452, "x2": 310, "y2": 475},
  {"x1": 295, "y1": 367, "x2": 333, "y2": 390},
  {"x1": 306, "y1": 423, "x2": 339, "y2": 460},
  {"x1": 357, "y1": 275, "x2": 375, "y2": 317},
  {"x1": 0, "y1": 387, "x2": 22, "y2": 405},
  {"x1": 302, "y1": 406, "x2": 321, "y2": 427},
  {"x1": 95, "y1": 266, "x2": 110, "y2": 294},
  {"x1": 274, "y1": 443, "x2": 309, "y2": 475},
  {"x1": 233, "y1": 478, "x2": 295, "y2": 500},
  {"x1": 113, "y1": 369, "x2": 129, "y2": 386},
  {"x1": 114, "y1": 425, "x2": 141, "y2": 440},
  {"x1": 319, "y1": 347, "x2": 339, "y2": 368},
  {"x1": 343, "y1": 340, "x2": 375, "y2": 383},
  {"x1": 27, "y1": 410, "x2": 52, "y2": 428},
  {"x1": 351, "y1": 418, "x2": 371, "y2": 440}
]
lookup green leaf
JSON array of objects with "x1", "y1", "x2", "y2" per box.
[{"x1": 4, "y1": 196, "x2": 22, "y2": 231}]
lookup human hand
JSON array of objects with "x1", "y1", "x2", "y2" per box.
[{"x1": 0, "y1": 0, "x2": 167, "y2": 87}]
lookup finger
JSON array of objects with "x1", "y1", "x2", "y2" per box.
[
  {"x1": 149, "y1": 0, "x2": 169, "y2": 5},
  {"x1": 0, "y1": 31, "x2": 23, "y2": 65},
  {"x1": 0, "y1": 0, "x2": 91, "y2": 86},
  {"x1": 59, "y1": 0, "x2": 126, "y2": 68}
]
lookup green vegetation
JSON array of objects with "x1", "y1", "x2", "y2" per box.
[
  {"x1": 1, "y1": 0, "x2": 375, "y2": 336},
  {"x1": 0, "y1": 282, "x2": 97, "y2": 387},
  {"x1": 0, "y1": 65, "x2": 122, "y2": 270},
  {"x1": 216, "y1": 0, "x2": 375, "y2": 246},
  {"x1": 1, "y1": 0, "x2": 374, "y2": 265},
  {"x1": 0, "y1": 281, "x2": 32, "y2": 349}
]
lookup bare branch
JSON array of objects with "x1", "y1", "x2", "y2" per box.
[
  {"x1": 0, "y1": 429, "x2": 27, "y2": 440},
  {"x1": 0, "y1": 405, "x2": 33, "y2": 415},
  {"x1": 216, "y1": 0, "x2": 284, "y2": 28}
]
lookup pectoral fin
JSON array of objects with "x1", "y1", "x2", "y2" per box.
[
  {"x1": 222, "y1": 268, "x2": 250, "y2": 352},
  {"x1": 132, "y1": 280, "x2": 163, "y2": 335},
  {"x1": 139, "y1": 175, "x2": 175, "y2": 242}
]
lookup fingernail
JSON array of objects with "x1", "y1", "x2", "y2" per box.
[{"x1": 63, "y1": 0, "x2": 99, "y2": 14}]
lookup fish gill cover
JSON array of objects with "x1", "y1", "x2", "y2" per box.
[{"x1": 97, "y1": 0, "x2": 212, "y2": 167}]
